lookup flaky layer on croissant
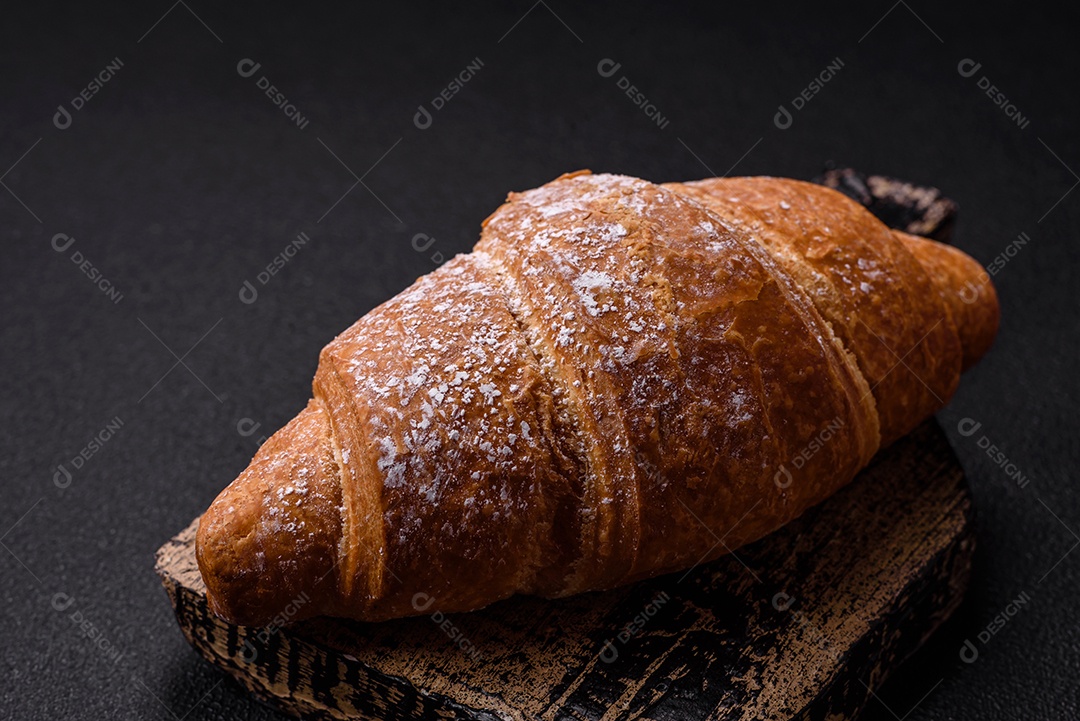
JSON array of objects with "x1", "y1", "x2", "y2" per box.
[{"x1": 196, "y1": 172, "x2": 999, "y2": 626}]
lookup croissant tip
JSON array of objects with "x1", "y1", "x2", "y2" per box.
[
  {"x1": 959, "y1": 274, "x2": 1000, "y2": 372},
  {"x1": 196, "y1": 401, "x2": 344, "y2": 627},
  {"x1": 894, "y1": 232, "x2": 1000, "y2": 372},
  {"x1": 196, "y1": 490, "x2": 280, "y2": 627}
]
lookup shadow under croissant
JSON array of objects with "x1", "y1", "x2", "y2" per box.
[{"x1": 157, "y1": 418, "x2": 974, "y2": 721}]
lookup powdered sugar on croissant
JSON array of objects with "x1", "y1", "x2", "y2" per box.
[{"x1": 196, "y1": 172, "x2": 998, "y2": 626}]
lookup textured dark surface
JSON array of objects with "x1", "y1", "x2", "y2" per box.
[{"x1": 1, "y1": 2, "x2": 1077, "y2": 720}]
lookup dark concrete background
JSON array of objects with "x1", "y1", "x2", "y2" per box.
[{"x1": 1, "y1": 2, "x2": 1076, "y2": 719}]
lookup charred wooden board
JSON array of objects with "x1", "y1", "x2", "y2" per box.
[
  {"x1": 812, "y1": 166, "x2": 959, "y2": 242},
  {"x1": 156, "y1": 419, "x2": 973, "y2": 720}
]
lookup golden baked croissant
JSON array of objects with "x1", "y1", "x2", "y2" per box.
[{"x1": 196, "y1": 172, "x2": 999, "y2": 626}]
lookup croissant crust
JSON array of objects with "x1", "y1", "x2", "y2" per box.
[{"x1": 197, "y1": 172, "x2": 998, "y2": 625}]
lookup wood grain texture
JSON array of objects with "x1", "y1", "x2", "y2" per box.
[
  {"x1": 811, "y1": 167, "x2": 959, "y2": 243},
  {"x1": 157, "y1": 419, "x2": 973, "y2": 720}
]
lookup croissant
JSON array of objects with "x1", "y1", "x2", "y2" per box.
[{"x1": 196, "y1": 171, "x2": 999, "y2": 626}]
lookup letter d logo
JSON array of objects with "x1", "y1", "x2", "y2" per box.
[
  {"x1": 240, "y1": 640, "x2": 258, "y2": 663},
  {"x1": 236, "y1": 58, "x2": 261, "y2": 78},
  {"x1": 411, "y1": 233, "x2": 436, "y2": 252},
  {"x1": 957, "y1": 58, "x2": 982, "y2": 78},
  {"x1": 957, "y1": 417, "x2": 982, "y2": 437},
  {"x1": 239, "y1": 280, "x2": 258, "y2": 304},
  {"x1": 236, "y1": 418, "x2": 262, "y2": 437},
  {"x1": 599, "y1": 640, "x2": 619, "y2": 663},
  {"x1": 54, "y1": 464, "x2": 72, "y2": 488},
  {"x1": 958, "y1": 280, "x2": 982, "y2": 305},
  {"x1": 774, "y1": 105, "x2": 793, "y2": 130},
  {"x1": 414, "y1": 105, "x2": 433, "y2": 130},
  {"x1": 774, "y1": 464, "x2": 793, "y2": 489},
  {"x1": 51, "y1": 592, "x2": 75, "y2": 612},
  {"x1": 959, "y1": 638, "x2": 979, "y2": 663},
  {"x1": 51, "y1": 233, "x2": 76, "y2": 253},
  {"x1": 597, "y1": 58, "x2": 621, "y2": 78},
  {"x1": 53, "y1": 105, "x2": 72, "y2": 130},
  {"x1": 411, "y1": 592, "x2": 435, "y2": 612},
  {"x1": 772, "y1": 591, "x2": 795, "y2": 611}
]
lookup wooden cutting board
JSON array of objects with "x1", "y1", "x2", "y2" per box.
[{"x1": 156, "y1": 418, "x2": 973, "y2": 720}]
